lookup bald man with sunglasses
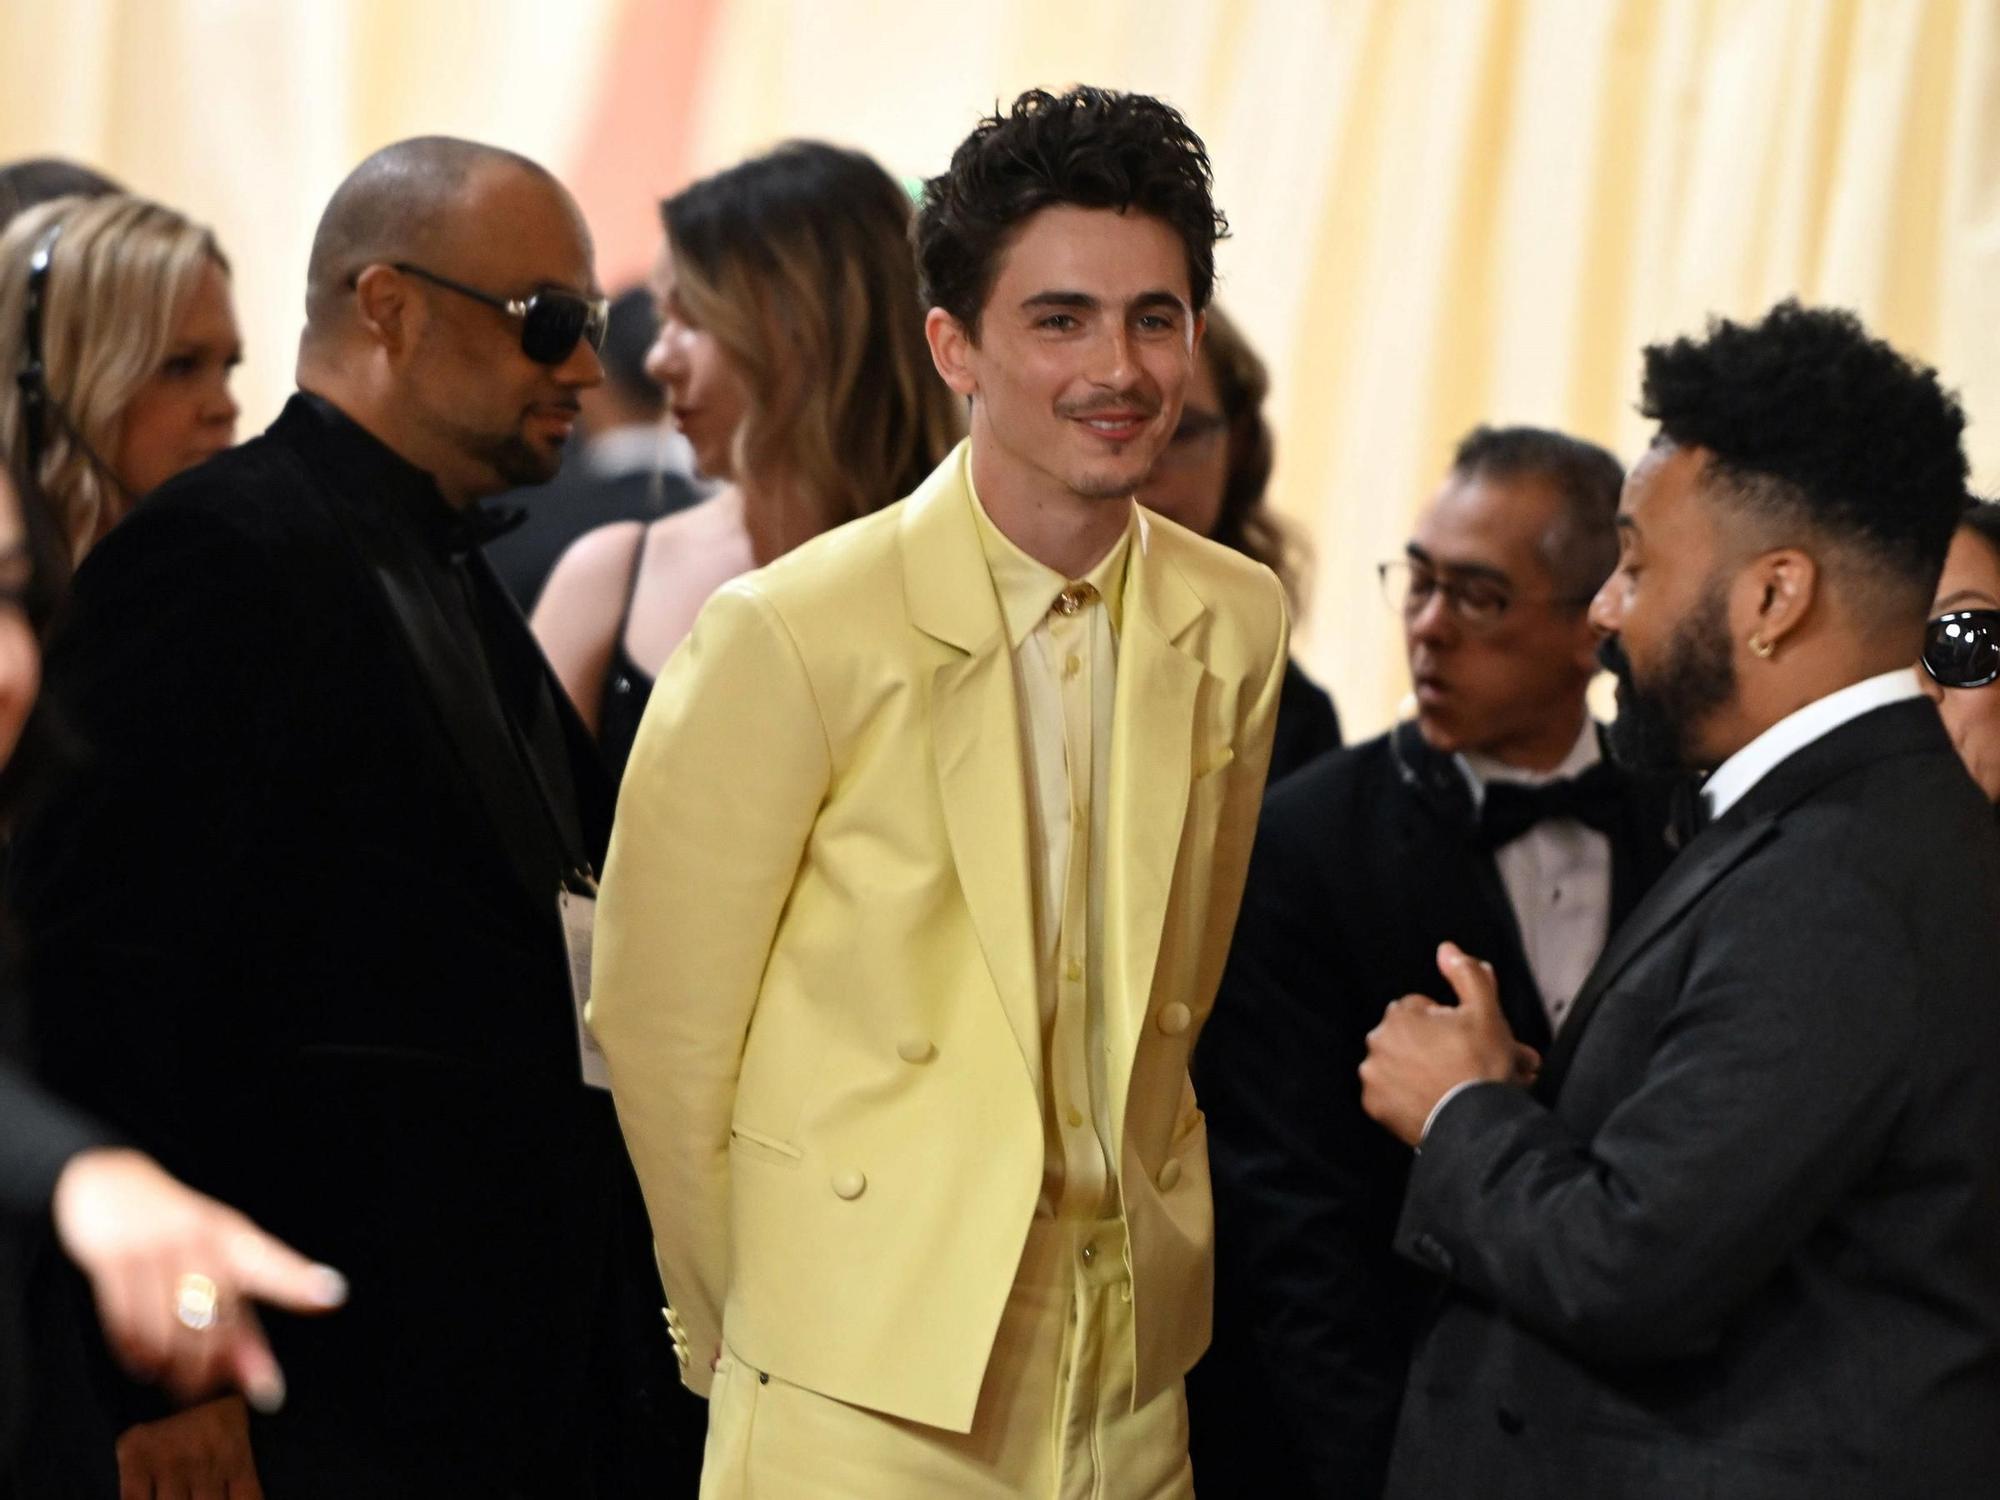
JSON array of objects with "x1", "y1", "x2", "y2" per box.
[{"x1": 12, "y1": 137, "x2": 685, "y2": 1498}]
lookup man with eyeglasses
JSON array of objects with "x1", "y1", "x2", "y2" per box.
[
  {"x1": 1196, "y1": 425, "x2": 1677, "y2": 1497},
  {"x1": 12, "y1": 137, "x2": 681, "y2": 1496},
  {"x1": 1361, "y1": 303, "x2": 2000, "y2": 1499}
]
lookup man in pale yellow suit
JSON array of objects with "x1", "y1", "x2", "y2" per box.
[{"x1": 591, "y1": 86, "x2": 1288, "y2": 1498}]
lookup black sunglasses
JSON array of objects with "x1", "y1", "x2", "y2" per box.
[
  {"x1": 390, "y1": 262, "x2": 608, "y2": 366},
  {"x1": 1923, "y1": 609, "x2": 2000, "y2": 689},
  {"x1": 16, "y1": 222, "x2": 62, "y2": 470}
]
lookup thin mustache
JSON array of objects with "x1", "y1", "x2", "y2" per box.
[{"x1": 1058, "y1": 397, "x2": 1159, "y2": 421}]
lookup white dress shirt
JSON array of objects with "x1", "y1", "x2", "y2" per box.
[
  {"x1": 1703, "y1": 668, "x2": 1923, "y2": 821},
  {"x1": 1461, "y1": 717, "x2": 1612, "y2": 1034}
]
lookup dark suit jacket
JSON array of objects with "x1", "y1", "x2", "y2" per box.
[
  {"x1": 0, "y1": 1053, "x2": 110, "y2": 1473},
  {"x1": 1269, "y1": 656, "x2": 1342, "y2": 783},
  {"x1": 1389, "y1": 699, "x2": 2000, "y2": 1500},
  {"x1": 482, "y1": 457, "x2": 698, "y2": 614},
  {"x1": 1192, "y1": 722, "x2": 1675, "y2": 1498},
  {"x1": 9, "y1": 395, "x2": 681, "y2": 1498}
]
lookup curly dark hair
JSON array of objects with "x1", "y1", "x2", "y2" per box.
[
  {"x1": 1640, "y1": 299, "x2": 1967, "y2": 607},
  {"x1": 915, "y1": 86, "x2": 1228, "y2": 335}
]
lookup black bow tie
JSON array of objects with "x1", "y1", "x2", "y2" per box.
[{"x1": 1476, "y1": 761, "x2": 1627, "y2": 849}]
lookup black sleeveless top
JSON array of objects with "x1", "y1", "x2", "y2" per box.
[{"x1": 597, "y1": 525, "x2": 656, "y2": 787}]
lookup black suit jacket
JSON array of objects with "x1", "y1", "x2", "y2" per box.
[
  {"x1": 0, "y1": 1052, "x2": 109, "y2": 1473},
  {"x1": 1191, "y1": 722, "x2": 1675, "y2": 1498},
  {"x1": 1389, "y1": 699, "x2": 2000, "y2": 1500},
  {"x1": 9, "y1": 396, "x2": 681, "y2": 1497}
]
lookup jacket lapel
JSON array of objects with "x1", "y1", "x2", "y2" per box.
[
  {"x1": 903, "y1": 450, "x2": 1043, "y2": 1098},
  {"x1": 1104, "y1": 513, "x2": 1207, "y2": 1137},
  {"x1": 1539, "y1": 813, "x2": 1779, "y2": 1096}
]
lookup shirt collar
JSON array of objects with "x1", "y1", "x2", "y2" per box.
[
  {"x1": 280, "y1": 391, "x2": 492, "y2": 560},
  {"x1": 1703, "y1": 667, "x2": 1923, "y2": 821},
  {"x1": 967, "y1": 462, "x2": 1133, "y2": 647},
  {"x1": 1458, "y1": 714, "x2": 1601, "y2": 811}
]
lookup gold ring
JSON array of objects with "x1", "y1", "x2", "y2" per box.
[{"x1": 173, "y1": 1272, "x2": 220, "y2": 1332}]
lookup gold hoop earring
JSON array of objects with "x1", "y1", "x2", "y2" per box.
[{"x1": 1749, "y1": 634, "x2": 1775, "y2": 659}]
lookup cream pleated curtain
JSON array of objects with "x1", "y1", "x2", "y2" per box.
[{"x1": 3, "y1": 0, "x2": 1995, "y2": 739}]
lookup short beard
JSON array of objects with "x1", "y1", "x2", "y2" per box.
[
  {"x1": 470, "y1": 429, "x2": 562, "y2": 490},
  {"x1": 1601, "y1": 577, "x2": 1736, "y2": 772}
]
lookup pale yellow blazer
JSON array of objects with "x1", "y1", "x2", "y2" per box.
[{"x1": 590, "y1": 442, "x2": 1288, "y2": 1433}]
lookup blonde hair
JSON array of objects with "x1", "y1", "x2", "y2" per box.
[
  {"x1": 0, "y1": 193, "x2": 226, "y2": 558},
  {"x1": 664, "y1": 142, "x2": 962, "y2": 538}
]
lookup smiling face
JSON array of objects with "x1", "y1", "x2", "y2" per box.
[
  {"x1": 929, "y1": 204, "x2": 1198, "y2": 509},
  {"x1": 111, "y1": 256, "x2": 241, "y2": 504},
  {"x1": 643, "y1": 236, "x2": 751, "y2": 483},
  {"x1": 395, "y1": 165, "x2": 605, "y2": 501},
  {"x1": 1918, "y1": 524, "x2": 2000, "y2": 801}
]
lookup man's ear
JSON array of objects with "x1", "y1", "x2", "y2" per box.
[
  {"x1": 1736, "y1": 547, "x2": 1819, "y2": 656},
  {"x1": 352, "y1": 264, "x2": 414, "y2": 356},
  {"x1": 925, "y1": 306, "x2": 979, "y2": 399}
]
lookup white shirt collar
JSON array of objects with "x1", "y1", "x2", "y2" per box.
[
  {"x1": 1702, "y1": 667, "x2": 1922, "y2": 821},
  {"x1": 1458, "y1": 715, "x2": 1600, "y2": 812}
]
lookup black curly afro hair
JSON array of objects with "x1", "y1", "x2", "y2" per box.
[
  {"x1": 915, "y1": 86, "x2": 1228, "y2": 336},
  {"x1": 1640, "y1": 299, "x2": 1968, "y2": 602}
]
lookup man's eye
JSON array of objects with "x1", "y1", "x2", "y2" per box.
[{"x1": 1038, "y1": 313, "x2": 1078, "y2": 332}]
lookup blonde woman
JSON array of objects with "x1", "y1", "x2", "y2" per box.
[
  {"x1": 533, "y1": 141, "x2": 963, "y2": 780},
  {"x1": 0, "y1": 193, "x2": 240, "y2": 561}
]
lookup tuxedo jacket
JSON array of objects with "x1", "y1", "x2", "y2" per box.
[
  {"x1": 1192, "y1": 722, "x2": 1676, "y2": 1498},
  {"x1": 1389, "y1": 699, "x2": 2000, "y2": 1499},
  {"x1": 9, "y1": 395, "x2": 677, "y2": 1497},
  {"x1": 591, "y1": 441, "x2": 1289, "y2": 1432}
]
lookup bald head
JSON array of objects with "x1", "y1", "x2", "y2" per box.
[{"x1": 303, "y1": 136, "x2": 577, "y2": 341}]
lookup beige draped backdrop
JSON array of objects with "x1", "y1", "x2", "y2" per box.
[{"x1": 4, "y1": 0, "x2": 1994, "y2": 737}]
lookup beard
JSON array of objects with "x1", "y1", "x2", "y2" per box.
[
  {"x1": 471, "y1": 428, "x2": 564, "y2": 489},
  {"x1": 1601, "y1": 577, "x2": 1737, "y2": 772}
]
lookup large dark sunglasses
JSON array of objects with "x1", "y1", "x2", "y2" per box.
[
  {"x1": 16, "y1": 222, "x2": 61, "y2": 470},
  {"x1": 1923, "y1": 609, "x2": 2000, "y2": 689},
  {"x1": 391, "y1": 262, "x2": 608, "y2": 366}
]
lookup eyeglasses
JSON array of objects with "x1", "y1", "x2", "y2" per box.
[
  {"x1": 1922, "y1": 609, "x2": 2000, "y2": 689},
  {"x1": 390, "y1": 262, "x2": 608, "y2": 366},
  {"x1": 1378, "y1": 558, "x2": 1591, "y2": 632}
]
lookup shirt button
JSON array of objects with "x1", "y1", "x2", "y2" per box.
[
  {"x1": 1066, "y1": 1106, "x2": 1084, "y2": 1128},
  {"x1": 1065, "y1": 957, "x2": 1083, "y2": 983},
  {"x1": 831, "y1": 1169, "x2": 866, "y2": 1200},
  {"x1": 1080, "y1": 1244, "x2": 1096, "y2": 1264},
  {"x1": 1064, "y1": 653, "x2": 1081, "y2": 679},
  {"x1": 896, "y1": 1037, "x2": 935, "y2": 1063},
  {"x1": 1156, "y1": 1002, "x2": 1192, "y2": 1036}
]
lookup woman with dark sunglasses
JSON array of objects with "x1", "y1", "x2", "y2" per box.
[
  {"x1": 532, "y1": 141, "x2": 963, "y2": 784},
  {"x1": 1917, "y1": 499, "x2": 2000, "y2": 801}
]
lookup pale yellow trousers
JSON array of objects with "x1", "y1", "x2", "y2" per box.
[{"x1": 698, "y1": 1217, "x2": 1195, "y2": 1499}]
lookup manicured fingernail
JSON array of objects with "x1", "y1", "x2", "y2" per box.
[
  {"x1": 309, "y1": 1266, "x2": 349, "y2": 1307},
  {"x1": 248, "y1": 1370, "x2": 287, "y2": 1413}
]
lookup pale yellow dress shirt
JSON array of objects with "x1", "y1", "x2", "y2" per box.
[{"x1": 970, "y1": 479, "x2": 1133, "y2": 1220}]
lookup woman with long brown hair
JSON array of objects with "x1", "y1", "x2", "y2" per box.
[{"x1": 534, "y1": 141, "x2": 962, "y2": 781}]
